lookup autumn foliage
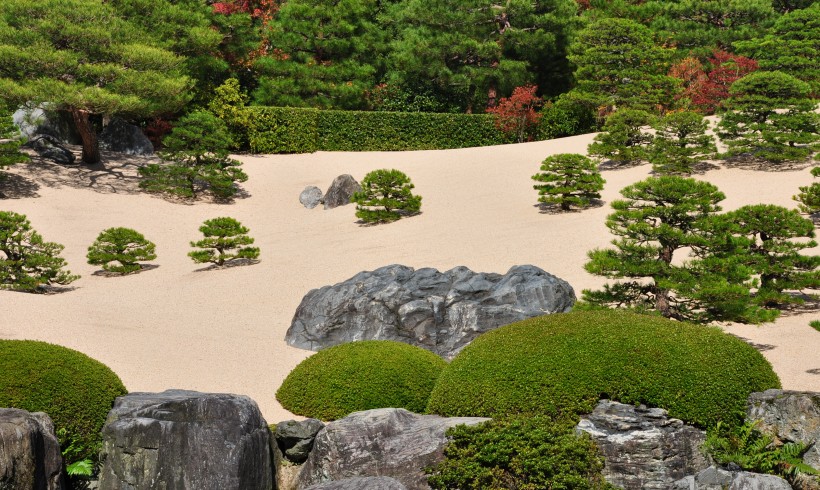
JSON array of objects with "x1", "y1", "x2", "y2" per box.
[
  {"x1": 670, "y1": 50, "x2": 758, "y2": 114},
  {"x1": 487, "y1": 85, "x2": 543, "y2": 143}
]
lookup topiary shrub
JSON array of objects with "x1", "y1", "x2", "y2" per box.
[
  {"x1": 276, "y1": 340, "x2": 447, "y2": 420},
  {"x1": 87, "y1": 227, "x2": 157, "y2": 274},
  {"x1": 426, "y1": 310, "x2": 780, "y2": 428},
  {"x1": 427, "y1": 415, "x2": 612, "y2": 490},
  {"x1": 352, "y1": 169, "x2": 422, "y2": 223},
  {"x1": 0, "y1": 340, "x2": 127, "y2": 460},
  {"x1": 189, "y1": 217, "x2": 260, "y2": 266},
  {"x1": 532, "y1": 153, "x2": 605, "y2": 211}
]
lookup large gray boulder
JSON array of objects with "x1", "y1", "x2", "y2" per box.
[
  {"x1": 299, "y1": 186, "x2": 324, "y2": 209},
  {"x1": 13, "y1": 105, "x2": 81, "y2": 144},
  {"x1": 323, "y1": 174, "x2": 360, "y2": 209},
  {"x1": 24, "y1": 135, "x2": 76, "y2": 165},
  {"x1": 303, "y1": 476, "x2": 407, "y2": 490},
  {"x1": 285, "y1": 264, "x2": 575, "y2": 358},
  {"x1": 673, "y1": 466, "x2": 792, "y2": 489},
  {"x1": 275, "y1": 418, "x2": 325, "y2": 463},
  {"x1": 747, "y1": 390, "x2": 820, "y2": 469},
  {"x1": 576, "y1": 400, "x2": 709, "y2": 489},
  {"x1": 99, "y1": 118, "x2": 154, "y2": 156},
  {"x1": 0, "y1": 408, "x2": 65, "y2": 490},
  {"x1": 296, "y1": 408, "x2": 489, "y2": 490},
  {"x1": 97, "y1": 389, "x2": 274, "y2": 490}
]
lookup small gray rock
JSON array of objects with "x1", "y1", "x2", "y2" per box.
[
  {"x1": 300, "y1": 186, "x2": 324, "y2": 209},
  {"x1": 275, "y1": 418, "x2": 325, "y2": 463},
  {"x1": 0, "y1": 408, "x2": 65, "y2": 490},
  {"x1": 323, "y1": 174, "x2": 361, "y2": 209},
  {"x1": 673, "y1": 466, "x2": 792, "y2": 489},
  {"x1": 99, "y1": 118, "x2": 154, "y2": 155},
  {"x1": 303, "y1": 476, "x2": 407, "y2": 490},
  {"x1": 24, "y1": 134, "x2": 76, "y2": 165}
]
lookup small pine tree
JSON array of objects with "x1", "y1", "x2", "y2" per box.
[
  {"x1": 86, "y1": 227, "x2": 157, "y2": 274},
  {"x1": 794, "y1": 167, "x2": 820, "y2": 215},
  {"x1": 649, "y1": 111, "x2": 717, "y2": 175},
  {"x1": 532, "y1": 153, "x2": 605, "y2": 211},
  {"x1": 139, "y1": 111, "x2": 248, "y2": 200},
  {"x1": 352, "y1": 169, "x2": 422, "y2": 223},
  {"x1": 587, "y1": 109, "x2": 655, "y2": 167},
  {"x1": 189, "y1": 217, "x2": 260, "y2": 266},
  {"x1": 1, "y1": 110, "x2": 28, "y2": 177},
  {"x1": 0, "y1": 211, "x2": 79, "y2": 291}
]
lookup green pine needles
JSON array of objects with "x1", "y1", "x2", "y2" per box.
[
  {"x1": 87, "y1": 227, "x2": 157, "y2": 274},
  {"x1": 649, "y1": 111, "x2": 716, "y2": 175},
  {"x1": 0, "y1": 211, "x2": 79, "y2": 292},
  {"x1": 532, "y1": 153, "x2": 604, "y2": 211},
  {"x1": 189, "y1": 217, "x2": 259, "y2": 267},
  {"x1": 794, "y1": 167, "x2": 820, "y2": 215},
  {"x1": 587, "y1": 109, "x2": 655, "y2": 167},
  {"x1": 0, "y1": 110, "x2": 28, "y2": 177},
  {"x1": 352, "y1": 169, "x2": 422, "y2": 223}
]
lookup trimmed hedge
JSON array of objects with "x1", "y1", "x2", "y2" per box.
[
  {"x1": 276, "y1": 340, "x2": 447, "y2": 421},
  {"x1": 426, "y1": 310, "x2": 780, "y2": 428},
  {"x1": 246, "y1": 107, "x2": 505, "y2": 153},
  {"x1": 0, "y1": 340, "x2": 127, "y2": 458}
]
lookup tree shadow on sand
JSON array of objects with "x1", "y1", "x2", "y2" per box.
[
  {"x1": 534, "y1": 199, "x2": 605, "y2": 215},
  {"x1": 0, "y1": 173, "x2": 40, "y2": 199}
]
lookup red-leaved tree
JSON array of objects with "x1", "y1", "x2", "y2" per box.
[
  {"x1": 671, "y1": 50, "x2": 758, "y2": 114},
  {"x1": 212, "y1": 0, "x2": 279, "y2": 64},
  {"x1": 487, "y1": 85, "x2": 543, "y2": 143}
]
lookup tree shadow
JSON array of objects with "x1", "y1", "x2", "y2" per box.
[
  {"x1": 721, "y1": 154, "x2": 816, "y2": 172},
  {"x1": 806, "y1": 368, "x2": 820, "y2": 375},
  {"x1": 355, "y1": 212, "x2": 422, "y2": 227},
  {"x1": 1, "y1": 284, "x2": 79, "y2": 295},
  {"x1": 732, "y1": 336, "x2": 776, "y2": 352},
  {"x1": 772, "y1": 293, "x2": 820, "y2": 317},
  {"x1": 193, "y1": 259, "x2": 260, "y2": 272},
  {"x1": 597, "y1": 160, "x2": 648, "y2": 172},
  {"x1": 534, "y1": 199, "x2": 605, "y2": 215},
  {"x1": 91, "y1": 264, "x2": 160, "y2": 277},
  {"x1": 0, "y1": 173, "x2": 40, "y2": 199}
]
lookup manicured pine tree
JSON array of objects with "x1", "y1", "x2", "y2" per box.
[
  {"x1": 0, "y1": 110, "x2": 28, "y2": 177},
  {"x1": 794, "y1": 167, "x2": 820, "y2": 215},
  {"x1": 0, "y1": 211, "x2": 79, "y2": 292},
  {"x1": 649, "y1": 111, "x2": 717, "y2": 175},
  {"x1": 532, "y1": 154, "x2": 605, "y2": 211},
  {"x1": 87, "y1": 227, "x2": 157, "y2": 274},
  {"x1": 718, "y1": 71, "x2": 819, "y2": 163},
  {"x1": 587, "y1": 109, "x2": 655, "y2": 167},
  {"x1": 139, "y1": 111, "x2": 248, "y2": 200},
  {"x1": 352, "y1": 169, "x2": 422, "y2": 223},
  {"x1": 189, "y1": 217, "x2": 260, "y2": 266}
]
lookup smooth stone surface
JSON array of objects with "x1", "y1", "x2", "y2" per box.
[
  {"x1": 747, "y1": 389, "x2": 820, "y2": 470},
  {"x1": 673, "y1": 466, "x2": 793, "y2": 489},
  {"x1": 24, "y1": 135, "x2": 76, "y2": 165},
  {"x1": 299, "y1": 186, "x2": 324, "y2": 209},
  {"x1": 13, "y1": 105, "x2": 81, "y2": 144},
  {"x1": 0, "y1": 408, "x2": 65, "y2": 490},
  {"x1": 99, "y1": 118, "x2": 154, "y2": 156},
  {"x1": 323, "y1": 174, "x2": 360, "y2": 209},
  {"x1": 286, "y1": 264, "x2": 575, "y2": 359},
  {"x1": 275, "y1": 418, "x2": 325, "y2": 464}
]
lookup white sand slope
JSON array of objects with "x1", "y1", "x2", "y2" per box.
[{"x1": 1, "y1": 134, "x2": 818, "y2": 423}]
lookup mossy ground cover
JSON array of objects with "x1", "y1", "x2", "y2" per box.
[{"x1": 427, "y1": 310, "x2": 780, "y2": 427}]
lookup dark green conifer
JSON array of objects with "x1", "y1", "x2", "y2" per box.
[{"x1": 532, "y1": 154, "x2": 605, "y2": 211}]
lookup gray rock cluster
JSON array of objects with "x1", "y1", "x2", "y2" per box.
[
  {"x1": 99, "y1": 118, "x2": 154, "y2": 155},
  {"x1": 673, "y1": 466, "x2": 792, "y2": 489},
  {"x1": 23, "y1": 135, "x2": 76, "y2": 165},
  {"x1": 0, "y1": 408, "x2": 65, "y2": 490},
  {"x1": 576, "y1": 400, "x2": 709, "y2": 489},
  {"x1": 275, "y1": 418, "x2": 325, "y2": 464},
  {"x1": 13, "y1": 105, "x2": 81, "y2": 144},
  {"x1": 97, "y1": 390, "x2": 274, "y2": 490},
  {"x1": 286, "y1": 264, "x2": 575, "y2": 358},
  {"x1": 299, "y1": 174, "x2": 361, "y2": 209},
  {"x1": 296, "y1": 408, "x2": 488, "y2": 490}
]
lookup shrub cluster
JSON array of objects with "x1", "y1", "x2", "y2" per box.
[
  {"x1": 0, "y1": 340, "x2": 127, "y2": 460},
  {"x1": 276, "y1": 340, "x2": 447, "y2": 421},
  {"x1": 426, "y1": 310, "x2": 780, "y2": 428}
]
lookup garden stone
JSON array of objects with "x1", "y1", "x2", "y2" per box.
[
  {"x1": 576, "y1": 400, "x2": 709, "y2": 489},
  {"x1": 13, "y1": 105, "x2": 81, "y2": 144},
  {"x1": 296, "y1": 408, "x2": 488, "y2": 490},
  {"x1": 299, "y1": 186, "x2": 324, "y2": 209},
  {"x1": 0, "y1": 408, "x2": 65, "y2": 490},
  {"x1": 275, "y1": 418, "x2": 325, "y2": 463},
  {"x1": 24, "y1": 135, "x2": 76, "y2": 165},
  {"x1": 97, "y1": 389, "x2": 274, "y2": 490},
  {"x1": 285, "y1": 264, "x2": 575, "y2": 359},
  {"x1": 747, "y1": 389, "x2": 820, "y2": 470},
  {"x1": 323, "y1": 174, "x2": 360, "y2": 209},
  {"x1": 672, "y1": 466, "x2": 792, "y2": 489},
  {"x1": 100, "y1": 118, "x2": 154, "y2": 155},
  {"x1": 303, "y1": 476, "x2": 407, "y2": 490}
]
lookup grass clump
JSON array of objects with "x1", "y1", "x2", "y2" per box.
[
  {"x1": 277, "y1": 340, "x2": 447, "y2": 421},
  {"x1": 0, "y1": 340, "x2": 127, "y2": 460},
  {"x1": 426, "y1": 310, "x2": 780, "y2": 428}
]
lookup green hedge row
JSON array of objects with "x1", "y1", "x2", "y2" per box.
[{"x1": 246, "y1": 107, "x2": 507, "y2": 154}]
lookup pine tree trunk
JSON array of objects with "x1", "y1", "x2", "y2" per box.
[
  {"x1": 70, "y1": 108, "x2": 100, "y2": 164},
  {"x1": 655, "y1": 286, "x2": 672, "y2": 318}
]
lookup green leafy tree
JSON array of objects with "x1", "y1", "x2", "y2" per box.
[
  {"x1": 0, "y1": 0, "x2": 192, "y2": 164},
  {"x1": 568, "y1": 18, "x2": 680, "y2": 112},
  {"x1": 352, "y1": 169, "x2": 422, "y2": 223},
  {"x1": 587, "y1": 109, "x2": 655, "y2": 167},
  {"x1": 0, "y1": 211, "x2": 79, "y2": 292},
  {"x1": 649, "y1": 111, "x2": 717, "y2": 175},
  {"x1": 718, "y1": 71, "x2": 819, "y2": 163},
  {"x1": 722, "y1": 205, "x2": 820, "y2": 306},
  {"x1": 584, "y1": 176, "x2": 770, "y2": 323},
  {"x1": 0, "y1": 109, "x2": 28, "y2": 177},
  {"x1": 532, "y1": 153, "x2": 605, "y2": 211},
  {"x1": 208, "y1": 78, "x2": 253, "y2": 150},
  {"x1": 189, "y1": 217, "x2": 260, "y2": 266},
  {"x1": 794, "y1": 166, "x2": 820, "y2": 214},
  {"x1": 139, "y1": 111, "x2": 248, "y2": 200},
  {"x1": 87, "y1": 227, "x2": 157, "y2": 274}
]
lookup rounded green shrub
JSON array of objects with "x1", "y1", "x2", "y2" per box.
[
  {"x1": 427, "y1": 310, "x2": 780, "y2": 428},
  {"x1": 87, "y1": 227, "x2": 157, "y2": 274},
  {"x1": 277, "y1": 340, "x2": 447, "y2": 420},
  {"x1": 0, "y1": 340, "x2": 127, "y2": 458},
  {"x1": 351, "y1": 169, "x2": 422, "y2": 223}
]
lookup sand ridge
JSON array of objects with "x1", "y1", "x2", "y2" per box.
[{"x1": 1, "y1": 134, "x2": 818, "y2": 422}]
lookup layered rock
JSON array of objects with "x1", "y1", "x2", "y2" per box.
[
  {"x1": 299, "y1": 186, "x2": 324, "y2": 209},
  {"x1": 97, "y1": 389, "x2": 274, "y2": 490},
  {"x1": 303, "y1": 476, "x2": 407, "y2": 490},
  {"x1": 296, "y1": 408, "x2": 488, "y2": 490},
  {"x1": 99, "y1": 118, "x2": 154, "y2": 155},
  {"x1": 275, "y1": 418, "x2": 325, "y2": 463},
  {"x1": 673, "y1": 466, "x2": 792, "y2": 489},
  {"x1": 323, "y1": 174, "x2": 360, "y2": 209},
  {"x1": 0, "y1": 408, "x2": 65, "y2": 490},
  {"x1": 576, "y1": 400, "x2": 709, "y2": 489},
  {"x1": 286, "y1": 264, "x2": 575, "y2": 358}
]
